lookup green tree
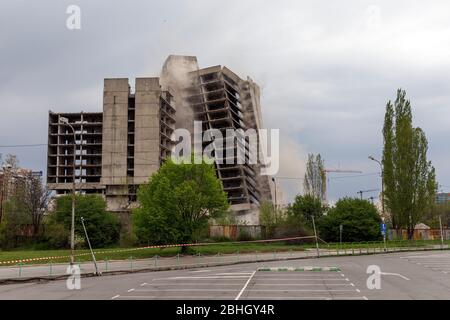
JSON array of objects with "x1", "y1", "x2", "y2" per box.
[
  {"x1": 318, "y1": 198, "x2": 382, "y2": 242},
  {"x1": 51, "y1": 194, "x2": 120, "y2": 248},
  {"x1": 303, "y1": 154, "x2": 326, "y2": 202},
  {"x1": 133, "y1": 158, "x2": 229, "y2": 250},
  {"x1": 288, "y1": 194, "x2": 326, "y2": 228},
  {"x1": 423, "y1": 202, "x2": 450, "y2": 228},
  {"x1": 259, "y1": 201, "x2": 281, "y2": 238},
  {"x1": 0, "y1": 198, "x2": 29, "y2": 249},
  {"x1": 382, "y1": 89, "x2": 437, "y2": 239}
]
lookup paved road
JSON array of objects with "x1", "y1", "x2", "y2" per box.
[{"x1": 1, "y1": 250, "x2": 450, "y2": 300}]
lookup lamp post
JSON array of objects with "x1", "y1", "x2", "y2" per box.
[
  {"x1": 369, "y1": 156, "x2": 387, "y2": 250},
  {"x1": 60, "y1": 116, "x2": 76, "y2": 265},
  {"x1": 271, "y1": 177, "x2": 277, "y2": 211},
  {"x1": 369, "y1": 156, "x2": 384, "y2": 218}
]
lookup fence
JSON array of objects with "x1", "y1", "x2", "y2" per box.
[
  {"x1": 388, "y1": 228, "x2": 450, "y2": 240},
  {"x1": 209, "y1": 225, "x2": 264, "y2": 240}
]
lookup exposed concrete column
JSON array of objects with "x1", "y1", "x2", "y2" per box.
[{"x1": 134, "y1": 78, "x2": 161, "y2": 185}]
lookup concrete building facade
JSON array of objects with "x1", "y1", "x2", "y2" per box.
[{"x1": 47, "y1": 55, "x2": 272, "y2": 224}]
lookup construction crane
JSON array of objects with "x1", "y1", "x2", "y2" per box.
[{"x1": 357, "y1": 189, "x2": 380, "y2": 200}]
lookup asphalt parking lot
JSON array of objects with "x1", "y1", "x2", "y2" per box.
[
  {"x1": 112, "y1": 268, "x2": 366, "y2": 300},
  {"x1": 1, "y1": 250, "x2": 450, "y2": 300}
]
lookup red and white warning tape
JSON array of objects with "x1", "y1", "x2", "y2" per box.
[{"x1": 0, "y1": 235, "x2": 315, "y2": 265}]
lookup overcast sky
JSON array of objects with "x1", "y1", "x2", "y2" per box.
[{"x1": 1, "y1": 0, "x2": 449, "y2": 203}]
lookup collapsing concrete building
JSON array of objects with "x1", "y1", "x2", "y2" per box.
[
  {"x1": 161, "y1": 55, "x2": 273, "y2": 223},
  {"x1": 47, "y1": 55, "x2": 273, "y2": 224}
]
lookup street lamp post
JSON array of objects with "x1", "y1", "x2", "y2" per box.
[
  {"x1": 369, "y1": 155, "x2": 387, "y2": 251},
  {"x1": 60, "y1": 117, "x2": 76, "y2": 265},
  {"x1": 271, "y1": 177, "x2": 277, "y2": 211},
  {"x1": 369, "y1": 156, "x2": 384, "y2": 218}
]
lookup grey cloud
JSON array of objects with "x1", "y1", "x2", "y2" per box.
[{"x1": 1, "y1": 0, "x2": 449, "y2": 202}]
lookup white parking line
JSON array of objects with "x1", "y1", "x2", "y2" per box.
[
  {"x1": 134, "y1": 289, "x2": 240, "y2": 292},
  {"x1": 214, "y1": 273, "x2": 253, "y2": 276},
  {"x1": 158, "y1": 276, "x2": 250, "y2": 280},
  {"x1": 379, "y1": 272, "x2": 410, "y2": 281},
  {"x1": 241, "y1": 296, "x2": 330, "y2": 300},
  {"x1": 242, "y1": 278, "x2": 348, "y2": 281},
  {"x1": 251, "y1": 283, "x2": 354, "y2": 286},
  {"x1": 247, "y1": 289, "x2": 357, "y2": 292},
  {"x1": 142, "y1": 283, "x2": 243, "y2": 286},
  {"x1": 111, "y1": 295, "x2": 120, "y2": 300},
  {"x1": 235, "y1": 271, "x2": 256, "y2": 300},
  {"x1": 114, "y1": 296, "x2": 234, "y2": 300}
]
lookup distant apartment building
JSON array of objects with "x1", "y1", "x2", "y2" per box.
[
  {"x1": 47, "y1": 55, "x2": 273, "y2": 224},
  {"x1": 437, "y1": 193, "x2": 450, "y2": 204}
]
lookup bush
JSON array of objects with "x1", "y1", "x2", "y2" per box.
[
  {"x1": 288, "y1": 194, "x2": 326, "y2": 228},
  {"x1": 40, "y1": 221, "x2": 69, "y2": 249},
  {"x1": 274, "y1": 214, "x2": 312, "y2": 239},
  {"x1": 51, "y1": 195, "x2": 121, "y2": 248},
  {"x1": 237, "y1": 228, "x2": 253, "y2": 241},
  {"x1": 318, "y1": 198, "x2": 382, "y2": 242}
]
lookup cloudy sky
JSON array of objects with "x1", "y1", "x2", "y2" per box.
[{"x1": 1, "y1": 0, "x2": 449, "y2": 203}]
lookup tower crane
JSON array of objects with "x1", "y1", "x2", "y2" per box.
[
  {"x1": 357, "y1": 189, "x2": 380, "y2": 200},
  {"x1": 323, "y1": 168, "x2": 363, "y2": 202}
]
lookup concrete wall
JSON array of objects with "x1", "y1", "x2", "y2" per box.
[
  {"x1": 134, "y1": 78, "x2": 161, "y2": 184},
  {"x1": 102, "y1": 78, "x2": 129, "y2": 186}
]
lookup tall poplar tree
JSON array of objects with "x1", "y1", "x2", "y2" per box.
[
  {"x1": 382, "y1": 89, "x2": 437, "y2": 239},
  {"x1": 303, "y1": 154, "x2": 326, "y2": 202}
]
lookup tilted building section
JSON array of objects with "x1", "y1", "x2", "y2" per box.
[{"x1": 47, "y1": 56, "x2": 273, "y2": 224}]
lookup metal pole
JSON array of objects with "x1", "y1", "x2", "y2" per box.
[
  {"x1": 339, "y1": 224, "x2": 343, "y2": 246},
  {"x1": 60, "y1": 118, "x2": 77, "y2": 266},
  {"x1": 272, "y1": 177, "x2": 277, "y2": 219},
  {"x1": 80, "y1": 216, "x2": 101, "y2": 276},
  {"x1": 0, "y1": 169, "x2": 4, "y2": 224},
  {"x1": 71, "y1": 123, "x2": 76, "y2": 266},
  {"x1": 370, "y1": 156, "x2": 388, "y2": 251},
  {"x1": 439, "y1": 215, "x2": 444, "y2": 249},
  {"x1": 312, "y1": 215, "x2": 320, "y2": 258}
]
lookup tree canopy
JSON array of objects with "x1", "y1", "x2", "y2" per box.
[
  {"x1": 318, "y1": 198, "x2": 382, "y2": 242},
  {"x1": 303, "y1": 154, "x2": 326, "y2": 202},
  {"x1": 288, "y1": 194, "x2": 326, "y2": 227},
  {"x1": 382, "y1": 89, "x2": 437, "y2": 238},
  {"x1": 133, "y1": 158, "x2": 229, "y2": 247},
  {"x1": 52, "y1": 194, "x2": 120, "y2": 248}
]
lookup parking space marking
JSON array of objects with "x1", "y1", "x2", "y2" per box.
[
  {"x1": 158, "y1": 276, "x2": 250, "y2": 280},
  {"x1": 402, "y1": 253, "x2": 450, "y2": 274},
  {"x1": 235, "y1": 270, "x2": 256, "y2": 300},
  {"x1": 113, "y1": 266, "x2": 369, "y2": 301},
  {"x1": 214, "y1": 273, "x2": 253, "y2": 276}
]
